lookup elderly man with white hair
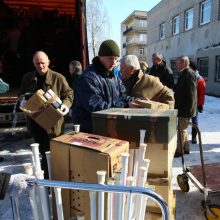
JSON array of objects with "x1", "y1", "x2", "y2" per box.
[
  {"x1": 19, "y1": 51, "x2": 73, "y2": 178},
  {"x1": 120, "y1": 55, "x2": 174, "y2": 109}
]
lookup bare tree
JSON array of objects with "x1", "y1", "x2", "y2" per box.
[{"x1": 86, "y1": 0, "x2": 110, "y2": 61}]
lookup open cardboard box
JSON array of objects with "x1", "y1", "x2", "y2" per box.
[
  {"x1": 50, "y1": 132, "x2": 129, "y2": 220},
  {"x1": 21, "y1": 89, "x2": 63, "y2": 131}
]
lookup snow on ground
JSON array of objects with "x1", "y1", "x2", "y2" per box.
[
  {"x1": 0, "y1": 95, "x2": 220, "y2": 220},
  {"x1": 173, "y1": 95, "x2": 220, "y2": 220}
]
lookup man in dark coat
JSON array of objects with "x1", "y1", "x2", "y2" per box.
[
  {"x1": 149, "y1": 52, "x2": 174, "y2": 89},
  {"x1": 72, "y1": 40, "x2": 133, "y2": 132},
  {"x1": 19, "y1": 51, "x2": 73, "y2": 178},
  {"x1": 174, "y1": 56, "x2": 197, "y2": 157}
]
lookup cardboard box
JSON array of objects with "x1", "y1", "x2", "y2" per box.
[
  {"x1": 50, "y1": 132, "x2": 129, "y2": 220},
  {"x1": 21, "y1": 89, "x2": 63, "y2": 131},
  {"x1": 92, "y1": 108, "x2": 177, "y2": 146},
  {"x1": 146, "y1": 178, "x2": 176, "y2": 219},
  {"x1": 137, "y1": 99, "x2": 170, "y2": 110},
  {"x1": 92, "y1": 108, "x2": 177, "y2": 178}
]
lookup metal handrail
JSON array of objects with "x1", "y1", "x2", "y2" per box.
[{"x1": 27, "y1": 178, "x2": 170, "y2": 220}]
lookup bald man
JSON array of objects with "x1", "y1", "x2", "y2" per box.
[{"x1": 19, "y1": 51, "x2": 73, "y2": 178}]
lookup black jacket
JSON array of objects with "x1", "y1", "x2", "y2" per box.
[
  {"x1": 149, "y1": 61, "x2": 174, "y2": 89},
  {"x1": 174, "y1": 67, "x2": 197, "y2": 118},
  {"x1": 72, "y1": 57, "x2": 132, "y2": 132}
]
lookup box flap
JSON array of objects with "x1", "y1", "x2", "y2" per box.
[{"x1": 52, "y1": 132, "x2": 128, "y2": 153}]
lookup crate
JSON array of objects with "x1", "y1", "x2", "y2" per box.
[{"x1": 137, "y1": 99, "x2": 170, "y2": 110}]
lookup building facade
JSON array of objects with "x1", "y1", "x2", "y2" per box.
[
  {"x1": 121, "y1": 10, "x2": 147, "y2": 61},
  {"x1": 147, "y1": 0, "x2": 220, "y2": 96}
]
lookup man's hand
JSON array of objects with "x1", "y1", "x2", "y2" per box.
[
  {"x1": 60, "y1": 104, "x2": 69, "y2": 115},
  {"x1": 198, "y1": 105, "x2": 203, "y2": 113},
  {"x1": 128, "y1": 99, "x2": 141, "y2": 108}
]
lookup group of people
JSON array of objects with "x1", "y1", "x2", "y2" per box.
[{"x1": 17, "y1": 39, "x2": 206, "y2": 177}]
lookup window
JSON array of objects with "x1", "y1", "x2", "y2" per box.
[
  {"x1": 215, "y1": 56, "x2": 220, "y2": 82},
  {"x1": 140, "y1": 48, "x2": 144, "y2": 55},
  {"x1": 197, "y1": 57, "x2": 209, "y2": 80},
  {"x1": 160, "y1": 23, "x2": 165, "y2": 40},
  {"x1": 139, "y1": 34, "x2": 147, "y2": 42},
  {"x1": 200, "y1": 0, "x2": 211, "y2": 25},
  {"x1": 173, "y1": 15, "x2": 180, "y2": 35},
  {"x1": 185, "y1": 8, "x2": 193, "y2": 30}
]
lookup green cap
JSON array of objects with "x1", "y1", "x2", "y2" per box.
[{"x1": 98, "y1": 39, "x2": 120, "y2": 57}]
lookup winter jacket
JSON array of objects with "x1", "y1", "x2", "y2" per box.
[
  {"x1": 19, "y1": 68, "x2": 73, "y2": 136},
  {"x1": 174, "y1": 67, "x2": 197, "y2": 118},
  {"x1": 195, "y1": 71, "x2": 206, "y2": 106},
  {"x1": 72, "y1": 56, "x2": 133, "y2": 132},
  {"x1": 123, "y1": 70, "x2": 174, "y2": 108},
  {"x1": 149, "y1": 61, "x2": 174, "y2": 89}
]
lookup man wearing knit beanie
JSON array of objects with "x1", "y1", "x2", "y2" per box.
[{"x1": 72, "y1": 39, "x2": 133, "y2": 132}]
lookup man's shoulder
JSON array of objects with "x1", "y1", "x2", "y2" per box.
[{"x1": 22, "y1": 70, "x2": 36, "y2": 80}]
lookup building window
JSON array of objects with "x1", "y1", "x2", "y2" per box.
[
  {"x1": 139, "y1": 34, "x2": 147, "y2": 42},
  {"x1": 185, "y1": 8, "x2": 193, "y2": 30},
  {"x1": 173, "y1": 15, "x2": 180, "y2": 35},
  {"x1": 160, "y1": 23, "x2": 165, "y2": 40},
  {"x1": 200, "y1": 0, "x2": 211, "y2": 25},
  {"x1": 140, "y1": 48, "x2": 145, "y2": 55},
  {"x1": 215, "y1": 56, "x2": 220, "y2": 82},
  {"x1": 197, "y1": 57, "x2": 209, "y2": 80}
]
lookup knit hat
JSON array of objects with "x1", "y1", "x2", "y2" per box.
[{"x1": 98, "y1": 40, "x2": 120, "y2": 57}]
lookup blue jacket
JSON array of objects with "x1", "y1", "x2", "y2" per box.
[{"x1": 72, "y1": 57, "x2": 132, "y2": 132}]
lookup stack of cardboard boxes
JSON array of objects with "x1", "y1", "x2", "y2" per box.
[{"x1": 92, "y1": 108, "x2": 177, "y2": 219}]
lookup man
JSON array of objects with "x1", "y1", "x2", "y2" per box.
[
  {"x1": 68, "y1": 60, "x2": 83, "y2": 90},
  {"x1": 19, "y1": 51, "x2": 73, "y2": 178},
  {"x1": 149, "y1": 52, "x2": 174, "y2": 89},
  {"x1": 72, "y1": 39, "x2": 133, "y2": 132},
  {"x1": 120, "y1": 55, "x2": 174, "y2": 108},
  {"x1": 189, "y1": 61, "x2": 206, "y2": 144},
  {"x1": 174, "y1": 56, "x2": 197, "y2": 157}
]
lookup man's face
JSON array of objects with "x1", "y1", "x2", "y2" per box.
[
  {"x1": 99, "y1": 56, "x2": 118, "y2": 71},
  {"x1": 120, "y1": 61, "x2": 133, "y2": 79},
  {"x1": 176, "y1": 59, "x2": 183, "y2": 71},
  {"x1": 69, "y1": 64, "x2": 75, "y2": 75},
  {"x1": 33, "y1": 53, "x2": 50, "y2": 75},
  {"x1": 152, "y1": 56, "x2": 161, "y2": 65}
]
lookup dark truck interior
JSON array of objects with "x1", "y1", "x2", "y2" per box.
[
  {"x1": 0, "y1": 0, "x2": 88, "y2": 88},
  {"x1": 0, "y1": 0, "x2": 88, "y2": 125}
]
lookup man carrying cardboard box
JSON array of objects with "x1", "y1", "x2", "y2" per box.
[
  {"x1": 19, "y1": 51, "x2": 73, "y2": 178},
  {"x1": 120, "y1": 55, "x2": 174, "y2": 109}
]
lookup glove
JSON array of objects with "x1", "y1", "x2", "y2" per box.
[
  {"x1": 198, "y1": 105, "x2": 203, "y2": 113},
  {"x1": 59, "y1": 104, "x2": 69, "y2": 116}
]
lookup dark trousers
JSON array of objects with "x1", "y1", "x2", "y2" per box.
[
  {"x1": 28, "y1": 119, "x2": 51, "y2": 179},
  {"x1": 191, "y1": 110, "x2": 198, "y2": 137}
]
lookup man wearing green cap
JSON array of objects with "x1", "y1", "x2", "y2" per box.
[{"x1": 72, "y1": 39, "x2": 133, "y2": 132}]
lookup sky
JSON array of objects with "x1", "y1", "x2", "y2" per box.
[{"x1": 102, "y1": 0, "x2": 161, "y2": 47}]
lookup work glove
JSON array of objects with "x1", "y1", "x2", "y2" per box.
[
  {"x1": 198, "y1": 105, "x2": 203, "y2": 113},
  {"x1": 59, "y1": 104, "x2": 69, "y2": 116}
]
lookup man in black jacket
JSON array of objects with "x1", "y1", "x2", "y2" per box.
[
  {"x1": 72, "y1": 40, "x2": 133, "y2": 132},
  {"x1": 149, "y1": 52, "x2": 174, "y2": 89},
  {"x1": 174, "y1": 56, "x2": 197, "y2": 157}
]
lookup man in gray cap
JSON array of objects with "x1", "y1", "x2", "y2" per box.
[{"x1": 72, "y1": 39, "x2": 133, "y2": 132}]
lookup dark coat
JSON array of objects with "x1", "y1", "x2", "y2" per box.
[
  {"x1": 149, "y1": 61, "x2": 174, "y2": 89},
  {"x1": 72, "y1": 56, "x2": 133, "y2": 132},
  {"x1": 174, "y1": 67, "x2": 197, "y2": 118},
  {"x1": 123, "y1": 70, "x2": 175, "y2": 108},
  {"x1": 19, "y1": 68, "x2": 73, "y2": 136}
]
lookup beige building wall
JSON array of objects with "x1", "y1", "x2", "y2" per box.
[
  {"x1": 147, "y1": 0, "x2": 220, "y2": 96},
  {"x1": 121, "y1": 10, "x2": 147, "y2": 62}
]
